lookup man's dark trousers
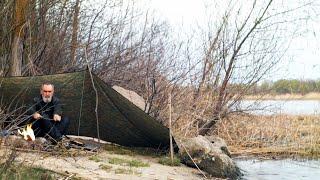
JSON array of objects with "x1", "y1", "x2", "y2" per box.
[{"x1": 32, "y1": 117, "x2": 70, "y2": 140}]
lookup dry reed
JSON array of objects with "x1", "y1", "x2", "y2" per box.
[{"x1": 213, "y1": 114, "x2": 320, "y2": 158}]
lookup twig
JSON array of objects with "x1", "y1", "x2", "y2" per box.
[
  {"x1": 9, "y1": 146, "x2": 52, "y2": 154},
  {"x1": 63, "y1": 173, "x2": 75, "y2": 180}
]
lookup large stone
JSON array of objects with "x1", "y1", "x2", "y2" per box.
[
  {"x1": 205, "y1": 136, "x2": 232, "y2": 157},
  {"x1": 178, "y1": 135, "x2": 241, "y2": 179}
]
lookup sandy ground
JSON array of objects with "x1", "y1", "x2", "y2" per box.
[{"x1": 1, "y1": 148, "x2": 206, "y2": 180}]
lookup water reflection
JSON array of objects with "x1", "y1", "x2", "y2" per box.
[{"x1": 236, "y1": 159, "x2": 320, "y2": 180}]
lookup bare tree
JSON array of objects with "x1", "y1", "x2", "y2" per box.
[
  {"x1": 193, "y1": 0, "x2": 314, "y2": 135},
  {"x1": 70, "y1": 0, "x2": 81, "y2": 67},
  {"x1": 9, "y1": 0, "x2": 28, "y2": 76},
  {"x1": 145, "y1": 0, "x2": 316, "y2": 137}
]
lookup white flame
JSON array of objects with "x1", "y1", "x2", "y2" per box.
[{"x1": 18, "y1": 124, "x2": 35, "y2": 141}]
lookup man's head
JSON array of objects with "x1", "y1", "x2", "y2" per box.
[{"x1": 40, "y1": 82, "x2": 54, "y2": 103}]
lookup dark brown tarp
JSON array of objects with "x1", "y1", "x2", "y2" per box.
[{"x1": 0, "y1": 70, "x2": 171, "y2": 149}]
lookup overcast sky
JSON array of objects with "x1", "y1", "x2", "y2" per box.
[{"x1": 134, "y1": 0, "x2": 320, "y2": 81}]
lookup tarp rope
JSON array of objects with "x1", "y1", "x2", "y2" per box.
[
  {"x1": 77, "y1": 71, "x2": 86, "y2": 136},
  {"x1": 84, "y1": 48, "x2": 100, "y2": 141}
]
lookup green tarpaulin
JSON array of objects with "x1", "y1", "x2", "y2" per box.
[{"x1": 0, "y1": 70, "x2": 171, "y2": 149}]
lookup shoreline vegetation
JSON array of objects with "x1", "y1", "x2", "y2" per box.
[
  {"x1": 1, "y1": 114, "x2": 319, "y2": 179},
  {"x1": 231, "y1": 92, "x2": 320, "y2": 159},
  {"x1": 244, "y1": 92, "x2": 320, "y2": 100},
  {"x1": 214, "y1": 114, "x2": 320, "y2": 159}
]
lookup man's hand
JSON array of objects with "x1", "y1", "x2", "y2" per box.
[
  {"x1": 33, "y1": 112, "x2": 42, "y2": 120},
  {"x1": 53, "y1": 114, "x2": 61, "y2": 121}
]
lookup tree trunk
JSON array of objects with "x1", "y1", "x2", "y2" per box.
[
  {"x1": 70, "y1": 0, "x2": 80, "y2": 67},
  {"x1": 10, "y1": 0, "x2": 27, "y2": 76},
  {"x1": 10, "y1": 37, "x2": 23, "y2": 76}
]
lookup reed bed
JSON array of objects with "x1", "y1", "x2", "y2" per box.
[{"x1": 213, "y1": 114, "x2": 320, "y2": 158}]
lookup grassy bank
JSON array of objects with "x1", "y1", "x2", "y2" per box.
[
  {"x1": 244, "y1": 92, "x2": 320, "y2": 100},
  {"x1": 214, "y1": 114, "x2": 320, "y2": 159}
]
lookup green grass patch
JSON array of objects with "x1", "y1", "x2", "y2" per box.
[
  {"x1": 99, "y1": 164, "x2": 113, "y2": 172},
  {"x1": 0, "y1": 164, "x2": 60, "y2": 180},
  {"x1": 103, "y1": 144, "x2": 162, "y2": 157},
  {"x1": 108, "y1": 157, "x2": 149, "y2": 167},
  {"x1": 128, "y1": 159, "x2": 150, "y2": 167},
  {"x1": 158, "y1": 156, "x2": 181, "y2": 166},
  {"x1": 114, "y1": 168, "x2": 141, "y2": 175},
  {"x1": 89, "y1": 155, "x2": 102, "y2": 162},
  {"x1": 103, "y1": 144, "x2": 133, "y2": 155},
  {"x1": 114, "y1": 168, "x2": 134, "y2": 174}
]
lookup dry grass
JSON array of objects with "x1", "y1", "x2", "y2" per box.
[{"x1": 213, "y1": 114, "x2": 320, "y2": 158}]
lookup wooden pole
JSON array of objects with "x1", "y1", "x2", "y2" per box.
[{"x1": 169, "y1": 92, "x2": 174, "y2": 165}]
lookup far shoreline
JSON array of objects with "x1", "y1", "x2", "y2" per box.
[{"x1": 244, "y1": 92, "x2": 320, "y2": 100}]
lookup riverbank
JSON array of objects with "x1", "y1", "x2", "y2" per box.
[
  {"x1": 244, "y1": 92, "x2": 320, "y2": 100},
  {"x1": 214, "y1": 114, "x2": 320, "y2": 159},
  {"x1": 0, "y1": 141, "x2": 205, "y2": 179}
]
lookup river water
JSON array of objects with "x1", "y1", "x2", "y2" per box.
[
  {"x1": 236, "y1": 100, "x2": 320, "y2": 179},
  {"x1": 236, "y1": 159, "x2": 320, "y2": 180},
  {"x1": 241, "y1": 100, "x2": 320, "y2": 115}
]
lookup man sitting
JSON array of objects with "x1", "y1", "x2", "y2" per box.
[{"x1": 30, "y1": 82, "x2": 69, "y2": 142}]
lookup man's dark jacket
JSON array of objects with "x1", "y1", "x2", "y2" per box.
[{"x1": 30, "y1": 96, "x2": 62, "y2": 119}]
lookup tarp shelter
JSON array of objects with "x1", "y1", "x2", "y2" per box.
[{"x1": 0, "y1": 70, "x2": 171, "y2": 149}]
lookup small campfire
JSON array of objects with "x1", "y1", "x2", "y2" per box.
[
  {"x1": 14, "y1": 125, "x2": 99, "y2": 152},
  {"x1": 18, "y1": 124, "x2": 35, "y2": 141}
]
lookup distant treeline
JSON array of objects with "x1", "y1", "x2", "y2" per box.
[{"x1": 249, "y1": 79, "x2": 320, "y2": 94}]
